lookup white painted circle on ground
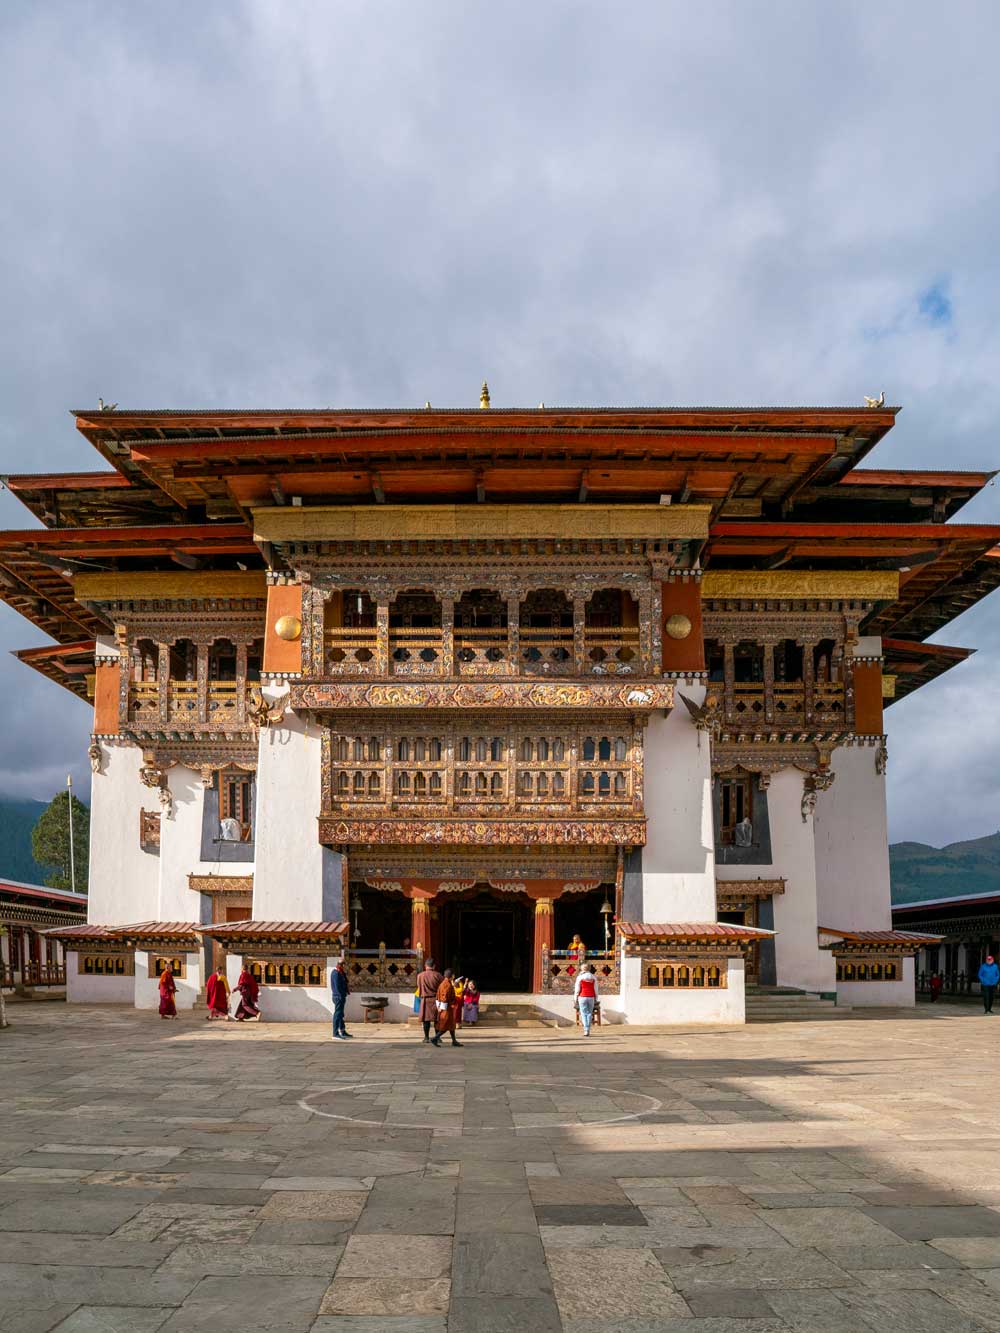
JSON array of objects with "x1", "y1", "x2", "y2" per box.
[{"x1": 298, "y1": 1078, "x2": 663, "y2": 1130}]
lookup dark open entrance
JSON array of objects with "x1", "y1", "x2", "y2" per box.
[
  {"x1": 553, "y1": 887, "x2": 613, "y2": 954},
  {"x1": 441, "y1": 889, "x2": 531, "y2": 992}
]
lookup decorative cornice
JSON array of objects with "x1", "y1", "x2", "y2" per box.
[
  {"x1": 188, "y1": 874, "x2": 253, "y2": 895},
  {"x1": 294, "y1": 679, "x2": 674, "y2": 712},
  {"x1": 253, "y1": 503, "x2": 711, "y2": 545},
  {"x1": 701, "y1": 571, "x2": 899, "y2": 600},
  {"x1": 76, "y1": 571, "x2": 268, "y2": 602},
  {"x1": 716, "y1": 878, "x2": 785, "y2": 900},
  {"x1": 319, "y1": 816, "x2": 645, "y2": 847}
]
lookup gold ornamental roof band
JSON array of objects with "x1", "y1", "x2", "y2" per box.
[
  {"x1": 702, "y1": 570, "x2": 899, "y2": 599},
  {"x1": 252, "y1": 503, "x2": 711, "y2": 544},
  {"x1": 75, "y1": 571, "x2": 268, "y2": 601}
]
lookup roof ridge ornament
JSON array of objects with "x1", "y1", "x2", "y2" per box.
[
  {"x1": 863, "y1": 391, "x2": 885, "y2": 408},
  {"x1": 480, "y1": 381, "x2": 490, "y2": 410}
]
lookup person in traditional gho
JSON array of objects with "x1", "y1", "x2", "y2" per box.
[
  {"x1": 233, "y1": 965, "x2": 261, "y2": 1022},
  {"x1": 416, "y1": 957, "x2": 444, "y2": 1043},
  {"x1": 929, "y1": 972, "x2": 943, "y2": 1003},
  {"x1": 158, "y1": 965, "x2": 178, "y2": 1020},
  {"x1": 205, "y1": 964, "x2": 231, "y2": 1020},
  {"x1": 574, "y1": 963, "x2": 599, "y2": 1036},
  {"x1": 979, "y1": 955, "x2": 999, "y2": 1014},
  {"x1": 462, "y1": 978, "x2": 480, "y2": 1025},
  {"x1": 432, "y1": 968, "x2": 462, "y2": 1047}
]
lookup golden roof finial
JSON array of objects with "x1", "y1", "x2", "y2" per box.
[{"x1": 480, "y1": 380, "x2": 490, "y2": 410}]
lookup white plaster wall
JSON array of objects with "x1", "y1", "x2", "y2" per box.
[
  {"x1": 87, "y1": 743, "x2": 159, "y2": 926},
  {"x1": 65, "y1": 953, "x2": 135, "y2": 1004},
  {"x1": 254, "y1": 706, "x2": 343, "y2": 919},
  {"x1": 159, "y1": 767, "x2": 244, "y2": 924},
  {"x1": 620, "y1": 954, "x2": 745, "y2": 1024},
  {"x1": 134, "y1": 950, "x2": 203, "y2": 1010},
  {"x1": 642, "y1": 694, "x2": 717, "y2": 921},
  {"x1": 838, "y1": 956, "x2": 915, "y2": 1008},
  {"x1": 717, "y1": 770, "x2": 834, "y2": 993},
  {"x1": 813, "y1": 745, "x2": 892, "y2": 932}
]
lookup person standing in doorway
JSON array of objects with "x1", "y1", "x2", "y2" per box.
[
  {"x1": 574, "y1": 963, "x2": 599, "y2": 1036},
  {"x1": 331, "y1": 960, "x2": 352, "y2": 1039},
  {"x1": 417, "y1": 957, "x2": 443, "y2": 1043},
  {"x1": 979, "y1": 955, "x2": 999, "y2": 1013},
  {"x1": 433, "y1": 968, "x2": 462, "y2": 1047}
]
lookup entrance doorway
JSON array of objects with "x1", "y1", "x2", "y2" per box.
[
  {"x1": 718, "y1": 906, "x2": 758, "y2": 980},
  {"x1": 441, "y1": 890, "x2": 531, "y2": 992}
]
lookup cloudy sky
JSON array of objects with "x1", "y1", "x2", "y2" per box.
[{"x1": 0, "y1": 0, "x2": 997, "y2": 845}]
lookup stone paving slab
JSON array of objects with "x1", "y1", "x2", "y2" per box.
[{"x1": 8, "y1": 1004, "x2": 1000, "y2": 1329}]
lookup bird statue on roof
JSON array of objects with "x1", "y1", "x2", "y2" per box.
[
  {"x1": 863, "y1": 391, "x2": 885, "y2": 409},
  {"x1": 98, "y1": 397, "x2": 118, "y2": 412}
]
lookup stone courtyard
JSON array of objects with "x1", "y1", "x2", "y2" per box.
[{"x1": 4, "y1": 1005, "x2": 1000, "y2": 1332}]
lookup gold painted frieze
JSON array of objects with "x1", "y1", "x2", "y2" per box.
[
  {"x1": 294, "y1": 679, "x2": 674, "y2": 712},
  {"x1": 318, "y1": 816, "x2": 645, "y2": 847}
]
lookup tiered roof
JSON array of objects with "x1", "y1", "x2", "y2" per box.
[{"x1": 3, "y1": 403, "x2": 998, "y2": 701}]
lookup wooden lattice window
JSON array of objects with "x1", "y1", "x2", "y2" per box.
[
  {"x1": 836, "y1": 958, "x2": 898, "y2": 982},
  {"x1": 719, "y1": 776, "x2": 752, "y2": 846},
  {"x1": 79, "y1": 952, "x2": 133, "y2": 977},
  {"x1": 220, "y1": 770, "x2": 254, "y2": 841},
  {"x1": 642, "y1": 959, "x2": 727, "y2": 989},
  {"x1": 149, "y1": 954, "x2": 186, "y2": 979},
  {"x1": 247, "y1": 958, "x2": 325, "y2": 986}
]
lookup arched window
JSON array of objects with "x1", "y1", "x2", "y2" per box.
[
  {"x1": 334, "y1": 737, "x2": 349, "y2": 761},
  {"x1": 475, "y1": 737, "x2": 488, "y2": 761},
  {"x1": 458, "y1": 738, "x2": 471, "y2": 761},
  {"x1": 537, "y1": 772, "x2": 549, "y2": 796},
  {"x1": 413, "y1": 772, "x2": 427, "y2": 797},
  {"x1": 582, "y1": 737, "x2": 596, "y2": 761},
  {"x1": 353, "y1": 772, "x2": 365, "y2": 795},
  {"x1": 368, "y1": 773, "x2": 380, "y2": 796},
  {"x1": 490, "y1": 738, "x2": 504, "y2": 761},
  {"x1": 598, "y1": 772, "x2": 611, "y2": 796},
  {"x1": 368, "y1": 737, "x2": 380, "y2": 761},
  {"x1": 537, "y1": 738, "x2": 549, "y2": 761},
  {"x1": 552, "y1": 772, "x2": 565, "y2": 796},
  {"x1": 552, "y1": 738, "x2": 565, "y2": 761},
  {"x1": 580, "y1": 773, "x2": 595, "y2": 796},
  {"x1": 598, "y1": 737, "x2": 612, "y2": 762},
  {"x1": 614, "y1": 738, "x2": 628, "y2": 761},
  {"x1": 352, "y1": 737, "x2": 365, "y2": 762},
  {"x1": 458, "y1": 773, "x2": 471, "y2": 796},
  {"x1": 614, "y1": 772, "x2": 627, "y2": 796},
  {"x1": 397, "y1": 738, "x2": 410, "y2": 761},
  {"x1": 413, "y1": 738, "x2": 426, "y2": 762},
  {"x1": 336, "y1": 772, "x2": 349, "y2": 796},
  {"x1": 429, "y1": 738, "x2": 442, "y2": 760},
  {"x1": 520, "y1": 738, "x2": 533, "y2": 762},
  {"x1": 490, "y1": 773, "x2": 503, "y2": 797}
]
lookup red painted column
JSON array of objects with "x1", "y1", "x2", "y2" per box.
[
  {"x1": 409, "y1": 892, "x2": 433, "y2": 958},
  {"x1": 532, "y1": 897, "x2": 555, "y2": 994}
]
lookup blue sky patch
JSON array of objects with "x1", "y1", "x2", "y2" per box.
[{"x1": 918, "y1": 280, "x2": 953, "y2": 327}]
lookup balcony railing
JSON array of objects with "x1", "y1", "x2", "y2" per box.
[
  {"x1": 724, "y1": 681, "x2": 848, "y2": 729},
  {"x1": 21, "y1": 962, "x2": 66, "y2": 986},
  {"x1": 324, "y1": 627, "x2": 643, "y2": 678},
  {"x1": 342, "y1": 946, "x2": 424, "y2": 992},
  {"x1": 128, "y1": 681, "x2": 248, "y2": 731},
  {"x1": 541, "y1": 947, "x2": 619, "y2": 995}
]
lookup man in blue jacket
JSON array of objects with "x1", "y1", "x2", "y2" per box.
[
  {"x1": 331, "y1": 961, "x2": 352, "y2": 1039},
  {"x1": 978, "y1": 955, "x2": 999, "y2": 1014}
]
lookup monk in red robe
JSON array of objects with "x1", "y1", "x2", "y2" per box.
[
  {"x1": 432, "y1": 969, "x2": 462, "y2": 1048},
  {"x1": 158, "y1": 966, "x2": 178, "y2": 1019},
  {"x1": 205, "y1": 965, "x2": 231, "y2": 1020},
  {"x1": 233, "y1": 966, "x2": 261, "y2": 1022}
]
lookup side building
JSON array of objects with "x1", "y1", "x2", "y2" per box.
[{"x1": 4, "y1": 402, "x2": 991, "y2": 1021}]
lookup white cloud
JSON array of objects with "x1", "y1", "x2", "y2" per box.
[{"x1": 0, "y1": 0, "x2": 998, "y2": 834}]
